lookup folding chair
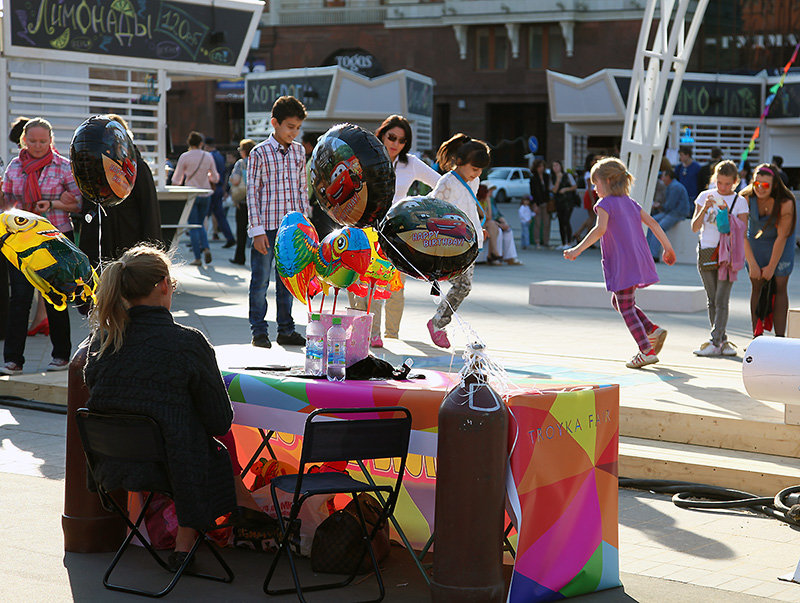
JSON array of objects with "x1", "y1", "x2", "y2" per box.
[
  {"x1": 75, "y1": 408, "x2": 234, "y2": 598},
  {"x1": 263, "y1": 406, "x2": 412, "y2": 603}
]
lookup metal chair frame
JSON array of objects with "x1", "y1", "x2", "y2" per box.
[
  {"x1": 263, "y1": 406, "x2": 412, "y2": 603},
  {"x1": 75, "y1": 408, "x2": 234, "y2": 598}
]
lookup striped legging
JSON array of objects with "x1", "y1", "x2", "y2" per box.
[{"x1": 611, "y1": 286, "x2": 655, "y2": 353}]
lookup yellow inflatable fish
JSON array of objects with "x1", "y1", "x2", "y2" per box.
[{"x1": 0, "y1": 209, "x2": 98, "y2": 310}]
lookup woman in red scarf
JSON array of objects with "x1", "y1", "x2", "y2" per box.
[{"x1": 0, "y1": 117, "x2": 82, "y2": 375}]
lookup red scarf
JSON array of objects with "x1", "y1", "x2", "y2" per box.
[{"x1": 19, "y1": 147, "x2": 54, "y2": 211}]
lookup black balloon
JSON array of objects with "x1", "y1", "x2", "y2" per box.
[
  {"x1": 70, "y1": 115, "x2": 137, "y2": 208},
  {"x1": 310, "y1": 123, "x2": 394, "y2": 228},
  {"x1": 378, "y1": 196, "x2": 479, "y2": 282}
]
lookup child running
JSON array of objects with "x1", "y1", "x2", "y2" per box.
[
  {"x1": 564, "y1": 157, "x2": 676, "y2": 369},
  {"x1": 426, "y1": 133, "x2": 490, "y2": 349}
]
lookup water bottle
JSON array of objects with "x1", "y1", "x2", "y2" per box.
[
  {"x1": 326, "y1": 317, "x2": 347, "y2": 382},
  {"x1": 304, "y1": 314, "x2": 325, "y2": 376}
]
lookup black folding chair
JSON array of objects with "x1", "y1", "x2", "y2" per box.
[
  {"x1": 75, "y1": 408, "x2": 234, "y2": 598},
  {"x1": 263, "y1": 406, "x2": 412, "y2": 603}
]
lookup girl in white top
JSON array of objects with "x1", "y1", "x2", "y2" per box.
[
  {"x1": 351, "y1": 115, "x2": 440, "y2": 346},
  {"x1": 426, "y1": 133, "x2": 491, "y2": 349}
]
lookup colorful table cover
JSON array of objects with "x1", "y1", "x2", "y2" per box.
[{"x1": 223, "y1": 368, "x2": 620, "y2": 602}]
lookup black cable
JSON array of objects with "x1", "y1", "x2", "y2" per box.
[{"x1": 620, "y1": 478, "x2": 800, "y2": 528}]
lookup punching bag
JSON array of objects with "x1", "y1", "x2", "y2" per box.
[{"x1": 431, "y1": 344, "x2": 508, "y2": 602}]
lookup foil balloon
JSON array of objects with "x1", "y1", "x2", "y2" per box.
[
  {"x1": 274, "y1": 212, "x2": 320, "y2": 305},
  {"x1": 0, "y1": 209, "x2": 97, "y2": 310},
  {"x1": 313, "y1": 227, "x2": 371, "y2": 289},
  {"x1": 309, "y1": 123, "x2": 395, "y2": 228},
  {"x1": 378, "y1": 196, "x2": 479, "y2": 282},
  {"x1": 70, "y1": 115, "x2": 137, "y2": 208}
]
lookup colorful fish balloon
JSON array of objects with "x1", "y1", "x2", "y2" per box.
[
  {"x1": 274, "y1": 212, "x2": 320, "y2": 305},
  {"x1": 0, "y1": 209, "x2": 97, "y2": 310}
]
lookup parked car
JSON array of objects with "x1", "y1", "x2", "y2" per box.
[{"x1": 483, "y1": 167, "x2": 532, "y2": 203}]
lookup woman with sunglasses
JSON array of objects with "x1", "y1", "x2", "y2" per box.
[
  {"x1": 741, "y1": 163, "x2": 797, "y2": 337},
  {"x1": 350, "y1": 115, "x2": 440, "y2": 346},
  {"x1": 85, "y1": 243, "x2": 261, "y2": 570}
]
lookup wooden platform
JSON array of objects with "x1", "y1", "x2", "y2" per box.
[{"x1": 529, "y1": 280, "x2": 706, "y2": 312}]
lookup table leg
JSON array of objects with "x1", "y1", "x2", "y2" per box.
[
  {"x1": 356, "y1": 460, "x2": 432, "y2": 585},
  {"x1": 240, "y1": 429, "x2": 277, "y2": 477}
]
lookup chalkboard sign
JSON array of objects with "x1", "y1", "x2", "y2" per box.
[
  {"x1": 5, "y1": 0, "x2": 260, "y2": 75},
  {"x1": 614, "y1": 76, "x2": 761, "y2": 119},
  {"x1": 766, "y1": 83, "x2": 800, "y2": 119},
  {"x1": 246, "y1": 75, "x2": 334, "y2": 114},
  {"x1": 406, "y1": 78, "x2": 433, "y2": 117}
]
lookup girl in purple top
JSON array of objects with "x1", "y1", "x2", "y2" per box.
[{"x1": 564, "y1": 157, "x2": 676, "y2": 369}]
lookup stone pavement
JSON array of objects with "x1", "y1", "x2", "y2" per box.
[{"x1": 2, "y1": 209, "x2": 800, "y2": 601}]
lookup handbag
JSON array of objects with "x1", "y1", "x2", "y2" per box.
[
  {"x1": 310, "y1": 493, "x2": 390, "y2": 574},
  {"x1": 698, "y1": 245, "x2": 719, "y2": 271},
  {"x1": 230, "y1": 179, "x2": 246, "y2": 204}
]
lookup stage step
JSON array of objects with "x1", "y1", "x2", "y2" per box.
[
  {"x1": 619, "y1": 436, "x2": 800, "y2": 496},
  {"x1": 528, "y1": 280, "x2": 706, "y2": 312}
]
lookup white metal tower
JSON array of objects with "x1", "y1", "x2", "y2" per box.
[{"x1": 620, "y1": 0, "x2": 710, "y2": 214}]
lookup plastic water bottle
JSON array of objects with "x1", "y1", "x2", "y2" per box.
[
  {"x1": 326, "y1": 317, "x2": 347, "y2": 382},
  {"x1": 304, "y1": 314, "x2": 325, "y2": 376}
]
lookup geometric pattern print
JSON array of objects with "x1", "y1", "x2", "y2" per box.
[{"x1": 507, "y1": 385, "x2": 620, "y2": 602}]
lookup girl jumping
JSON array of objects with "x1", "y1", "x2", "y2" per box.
[
  {"x1": 564, "y1": 157, "x2": 676, "y2": 369},
  {"x1": 426, "y1": 133, "x2": 490, "y2": 349}
]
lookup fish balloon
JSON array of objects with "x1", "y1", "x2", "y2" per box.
[{"x1": 0, "y1": 209, "x2": 97, "y2": 310}]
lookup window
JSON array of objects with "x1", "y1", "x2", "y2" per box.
[
  {"x1": 510, "y1": 171, "x2": 521, "y2": 180},
  {"x1": 476, "y1": 27, "x2": 508, "y2": 71},
  {"x1": 529, "y1": 24, "x2": 564, "y2": 69}
]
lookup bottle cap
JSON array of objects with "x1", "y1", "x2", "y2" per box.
[
  {"x1": 332, "y1": 317, "x2": 342, "y2": 325},
  {"x1": 311, "y1": 313, "x2": 320, "y2": 321}
]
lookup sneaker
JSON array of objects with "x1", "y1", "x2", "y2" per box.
[
  {"x1": 251, "y1": 334, "x2": 271, "y2": 348},
  {"x1": 427, "y1": 319, "x2": 450, "y2": 349},
  {"x1": 693, "y1": 341, "x2": 721, "y2": 356},
  {"x1": 647, "y1": 327, "x2": 668, "y2": 355},
  {"x1": 370, "y1": 335, "x2": 384, "y2": 348},
  {"x1": 203, "y1": 248, "x2": 213, "y2": 264},
  {"x1": 47, "y1": 358, "x2": 69, "y2": 372},
  {"x1": 720, "y1": 341, "x2": 738, "y2": 356},
  {"x1": 626, "y1": 351, "x2": 659, "y2": 369},
  {"x1": 0, "y1": 361, "x2": 22, "y2": 376},
  {"x1": 276, "y1": 331, "x2": 306, "y2": 346},
  {"x1": 189, "y1": 258, "x2": 202, "y2": 266}
]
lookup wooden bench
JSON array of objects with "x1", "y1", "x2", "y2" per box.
[{"x1": 529, "y1": 280, "x2": 706, "y2": 313}]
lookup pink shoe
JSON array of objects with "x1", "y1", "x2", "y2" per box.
[
  {"x1": 427, "y1": 319, "x2": 450, "y2": 349},
  {"x1": 370, "y1": 335, "x2": 383, "y2": 348}
]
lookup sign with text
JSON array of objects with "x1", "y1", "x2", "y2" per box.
[
  {"x1": 615, "y1": 76, "x2": 762, "y2": 119},
  {"x1": 4, "y1": 0, "x2": 261, "y2": 76},
  {"x1": 246, "y1": 75, "x2": 334, "y2": 115}
]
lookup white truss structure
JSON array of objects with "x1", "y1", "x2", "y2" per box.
[{"x1": 620, "y1": 0, "x2": 710, "y2": 214}]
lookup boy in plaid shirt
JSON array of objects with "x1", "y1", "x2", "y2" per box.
[{"x1": 246, "y1": 96, "x2": 309, "y2": 348}]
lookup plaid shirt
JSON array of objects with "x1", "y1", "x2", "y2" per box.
[
  {"x1": 246, "y1": 135, "x2": 308, "y2": 236},
  {"x1": 2, "y1": 151, "x2": 82, "y2": 232}
]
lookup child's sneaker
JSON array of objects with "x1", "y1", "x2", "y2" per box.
[
  {"x1": 647, "y1": 327, "x2": 668, "y2": 355},
  {"x1": 720, "y1": 341, "x2": 738, "y2": 356},
  {"x1": 693, "y1": 341, "x2": 721, "y2": 356},
  {"x1": 0, "y1": 361, "x2": 22, "y2": 376},
  {"x1": 427, "y1": 319, "x2": 450, "y2": 349},
  {"x1": 626, "y1": 351, "x2": 659, "y2": 369}
]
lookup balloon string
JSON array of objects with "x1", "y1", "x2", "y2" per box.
[
  {"x1": 367, "y1": 282, "x2": 375, "y2": 314},
  {"x1": 319, "y1": 292, "x2": 325, "y2": 314}
]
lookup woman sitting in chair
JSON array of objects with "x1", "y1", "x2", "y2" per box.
[{"x1": 85, "y1": 244, "x2": 241, "y2": 569}]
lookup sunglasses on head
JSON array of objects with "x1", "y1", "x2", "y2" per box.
[
  {"x1": 155, "y1": 276, "x2": 178, "y2": 291},
  {"x1": 753, "y1": 181, "x2": 771, "y2": 190},
  {"x1": 386, "y1": 133, "x2": 406, "y2": 144}
]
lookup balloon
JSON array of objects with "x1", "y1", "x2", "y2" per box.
[
  {"x1": 0, "y1": 209, "x2": 97, "y2": 310},
  {"x1": 309, "y1": 123, "x2": 394, "y2": 228},
  {"x1": 70, "y1": 115, "x2": 137, "y2": 208},
  {"x1": 274, "y1": 212, "x2": 320, "y2": 305},
  {"x1": 378, "y1": 196, "x2": 479, "y2": 282},
  {"x1": 313, "y1": 227, "x2": 371, "y2": 289},
  {"x1": 349, "y1": 227, "x2": 396, "y2": 299}
]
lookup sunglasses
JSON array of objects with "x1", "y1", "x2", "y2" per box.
[
  {"x1": 155, "y1": 276, "x2": 178, "y2": 291},
  {"x1": 386, "y1": 133, "x2": 406, "y2": 144},
  {"x1": 753, "y1": 181, "x2": 771, "y2": 190}
]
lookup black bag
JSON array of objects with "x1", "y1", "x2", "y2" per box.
[
  {"x1": 310, "y1": 494, "x2": 390, "y2": 574},
  {"x1": 698, "y1": 245, "x2": 719, "y2": 271}
]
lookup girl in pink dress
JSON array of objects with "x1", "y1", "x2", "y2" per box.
[{"x1": 564, "y1": 157, "x2": 677, "y2": 369}]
